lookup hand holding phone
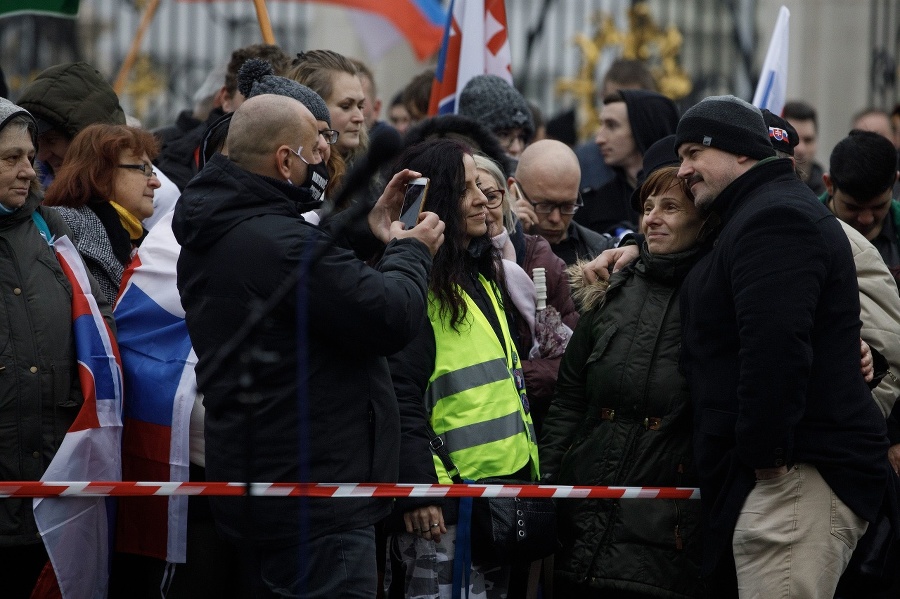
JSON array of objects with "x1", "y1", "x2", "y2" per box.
[{"x1": 399, "y1": 177, "x2": 430, "y2": 228}]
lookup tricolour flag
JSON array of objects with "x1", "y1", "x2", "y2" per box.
[
  {"x1": 114, "y1": 210, "x2": 196, "y2": 564},
  {"x1": 32, "y1": 235, "x2": 124, "y2": 599},
  {"x1": 0, "y1": 0, "x2": 78, "y2": 19},
  {"x1": 428, "y1": 0, "x2": 513, "y2": 116},
  {"x1": 175, "y1": 0, "x2": 445, "y2": 61},
  {"x1": 752, "y1": 5, "x2": 790, "y2": 115}
]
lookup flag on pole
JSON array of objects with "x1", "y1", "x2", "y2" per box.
[
  {"x1": 32, "y1": 234, "x2": 123, "y2": 599},
  {"x1": 0, "y1": 0, "x2": 78, "y2": 19},
  {"x1": 752, "y1": 5, "x2": 790, "y2": 115},
  {"x1": 114, "y1": 210, "x2": 196, "y2": 564},
  {"x1": 428, "y1": 0, "x2": 513, "y2": 116}
]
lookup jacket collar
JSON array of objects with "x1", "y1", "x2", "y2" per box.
[{"x1": 707, "y1": 156, "x2": 793, "y2": 226}]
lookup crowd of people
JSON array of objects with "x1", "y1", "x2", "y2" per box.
[{"x1": 1, "y1": 41, "x2": 900, "y2": 599}]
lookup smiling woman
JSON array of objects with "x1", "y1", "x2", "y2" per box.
[
  {"x1": 384, "y1": 138, "x2": 539, "y2": 598},
  {"x1": 44, "y1": 123, "x2": 160, "y2": 304},
  {"x1": 541, "y1": 154, "x2": 709, "y2": 597}
]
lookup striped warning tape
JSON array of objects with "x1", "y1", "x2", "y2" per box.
[{"x1": 0, "y1": 481, "x2": 700, "y2": 499}]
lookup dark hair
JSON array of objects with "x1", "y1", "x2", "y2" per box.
[
  {"x1": 602, "y1": 59, "x2": 656, "y2": 92},
  {"x1": 638, "y1": 166, "x2": 693, "y2": 209},
  {"x1": 225, "y1": 44, "x2": 290, "y2": 95},
  {"x1": 393, "y1": 138, "x2": 500, "y2": 329},
  {"x1": 783, "y1": 100, "x2": 817, "y2": 129},
  {"x1": 45, "y1": 123, "x2": 159, "y2": 207},
  {"x1": 403, "y1": 114, "x2": 513, "y2": 177},
  {"x1": 602, "y1": 91, "x2": 625, "y2": 105},
  {"x1": 401, "y1": 69, "x2": 435, "y2": 121},
  {"x1": 829, "y1": 129, "x2": 898, "y2": 202}
]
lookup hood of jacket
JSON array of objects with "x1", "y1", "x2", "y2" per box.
[
  {"x1": 620, "y1": 89, "x2": 679, "y2": 156},
  {"x1": 16, "y1": 62, "x2": 125, "y2": 138},
  {"x1": 173, "y1": 153, "x2": 322, "y2": 251}
]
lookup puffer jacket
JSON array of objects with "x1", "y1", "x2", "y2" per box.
[
  {"x1": 0, "y1": 192, "x2": 114, "y2": 547},
  {"x1": 540, "y1": 242, "x2": 704, "y2": 598}
]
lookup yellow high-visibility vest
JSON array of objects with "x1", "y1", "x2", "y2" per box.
[{"x1": 426, "y1": 274, "x2": 539, "y2": 483}]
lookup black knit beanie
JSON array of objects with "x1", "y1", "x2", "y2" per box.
[{"x1": 675, "y1": 95, "x2": 775, "y2": 160}]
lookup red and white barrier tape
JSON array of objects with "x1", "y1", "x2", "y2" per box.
[{"x1": 0, "y1": 481, "x2": 699, "y2": 499}]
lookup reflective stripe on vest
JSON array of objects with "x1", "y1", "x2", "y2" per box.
[
  {"x1": 425, "y1": 357, "x2": 510, "y2": 412},
  {"x1": 426, "y1": 275, "x2": 539, "y2": 483}
]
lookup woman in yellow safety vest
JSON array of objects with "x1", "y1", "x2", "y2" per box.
[{"x1": 384, "y1": 138, "x2": 540, "y2": 599}]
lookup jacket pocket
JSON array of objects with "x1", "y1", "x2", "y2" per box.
[{"x1": 584, "y1": 323, "x2": 618, "y2": 368}]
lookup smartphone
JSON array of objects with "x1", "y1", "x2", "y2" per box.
[{"x1": 399, "y1": 177, "x2": 430, "y2": 228}]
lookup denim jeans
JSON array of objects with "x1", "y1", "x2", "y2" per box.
[{"x1": 235, "y1": 526, "x2": 377, "y2": 598}]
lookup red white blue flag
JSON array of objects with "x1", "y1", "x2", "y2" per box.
[
  {"x1": 114, "y1": 210, "x2": 196, "y2": 564},
  {"x1": 428, "y1": 0, "x2": 513, "y2": 116},
  {"x1": 32, "y1": 234, "x2": 124, "y2": 599},
  {"x1": 752, "y1": 5, "x2": 790, "y2": 115}
]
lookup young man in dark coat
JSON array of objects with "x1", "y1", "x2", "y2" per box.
[
  {"x1": 575, "y1": 89, "x2": 679, "y2": 236},
  {"x1": 174, "y1": 94, "x2": 444, "y2": 597},
  {"x1": 675, "y1": 95, "x2": 891, "y2": 597}
]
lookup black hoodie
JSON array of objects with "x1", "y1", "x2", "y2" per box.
[
  {"x1": 174, "y1": 154, "x2": 433, "y2": 543},
  {"x1": 575, "y1": 90, "x2": 679, "y2": 236}
]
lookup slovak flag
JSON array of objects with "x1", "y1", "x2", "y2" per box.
[
  {"x1": 752, "y1": 5, "x2": 790, "y2": 115},
  {"x1": 32, "y1": 234, "x2": 124, "y2": 599},
  {"x1": 429, "y1": 0, "x2": 513, "y2": 116},
  {"x1": 113, "y1": 210, "x2": 196, "y2": 565}
]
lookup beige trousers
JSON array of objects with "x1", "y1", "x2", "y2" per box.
[{"x1": 732, "y1": 463, "x2": 868, "y2": 599}]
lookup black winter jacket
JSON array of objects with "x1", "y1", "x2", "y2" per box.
[
  {"x1": 174, "y1": 154, "x2": 432, "y2": 544},
  {"x1": 0, "y1": 192, "x2": 114, "y2": 547},
  {"x1": 541, "y1": 243, "x2": 704, "y2": 598},
  {"x1": 680, "y1": 157, "x2": 890, "y2": 576}
]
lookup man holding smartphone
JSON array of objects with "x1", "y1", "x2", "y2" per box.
[{"x1": 175, "y1": 93, "x2": 444, "y2": 598}]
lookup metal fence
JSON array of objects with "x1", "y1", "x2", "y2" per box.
[{"x1": 0, "y1": 0, "x2": 897, "y2": 131}]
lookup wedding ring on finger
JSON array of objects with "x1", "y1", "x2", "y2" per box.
[{"x1": 430, "y1": 523, "x2": 439, "y2": 528}]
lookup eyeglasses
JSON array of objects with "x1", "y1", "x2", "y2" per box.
[
  {"x1": 514, "y1": 181, "x2": 582, "y2": 215},
  {"x1": 480, "y1": 187, "x2": 505, "y2": 208},
  {"x1": 118, "y1": 163, "x2": 157, "y2": 179},
  {"x1": 319, "y1": 129, "x2": 339, "y2": 145}
]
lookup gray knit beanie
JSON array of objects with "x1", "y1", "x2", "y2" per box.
[
  {"x1": 0, "y1": 97, "x2": 37, "y2": 143},
  {"x1": 675, "y1": 95, "x2": 775, "y2": 160},
  {"x1": 237, "y1": 58, "x2": 331, "y2": 126},
  {"x1": 458, "y1": 74, "x2": 534, "y2": 140}
]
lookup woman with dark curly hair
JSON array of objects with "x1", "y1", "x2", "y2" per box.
[
  {"x1": 385, "y1": 138, "x2": 540, "y2": 598},
  {"x1": 44, "y1": 123, "x2": 160, "y2": 304}
]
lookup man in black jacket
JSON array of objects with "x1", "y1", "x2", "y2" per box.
[
  {"x1": 675, "y1": 95, "x2": 891, "y2": 597},
  {"x1": 174, "y1": 94, "x2": 444, "y2": 597}
]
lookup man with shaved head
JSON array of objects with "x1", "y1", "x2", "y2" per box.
[
  {"x1": 511, "y1": 139, "x2": 615, "y2": 265},
  {"x1": 174, "y1": 94, "x2": 444, "y2": 597}
]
